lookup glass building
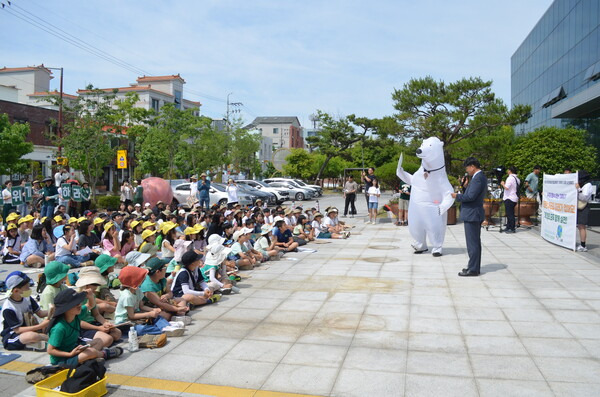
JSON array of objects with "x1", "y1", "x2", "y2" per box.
[{"x1": 511, "y1": 0, "x2": 600, "y2": 150}]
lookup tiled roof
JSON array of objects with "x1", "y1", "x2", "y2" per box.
[
  {"x1": 0, "y1": 65, "x2": 52, "y2": 74},
  {"x1": 136, "y1": 74, "x2": 185, "y2": 83},
  {"x1": 29, "y1": 91, "x2": 78, "y2": 100},
  {"x1": 77, "y1": 86, "x2": 174, "y2": 97}
]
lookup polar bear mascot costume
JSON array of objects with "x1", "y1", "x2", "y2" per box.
[{"x1": 396, "y1": 137, "x2": 455, "y2": 256}]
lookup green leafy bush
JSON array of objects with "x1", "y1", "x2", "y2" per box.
[{"x1": 96, "y1": 195, "x2": 121, "y2": 210}]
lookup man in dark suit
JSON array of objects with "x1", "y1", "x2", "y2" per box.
[{"x1": 451, "y1": 157, "x2": 487, "y2": 277}]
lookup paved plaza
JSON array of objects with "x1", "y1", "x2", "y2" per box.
[{"x1": 1, "y1": 194, "x2": 600, "y2": 396}]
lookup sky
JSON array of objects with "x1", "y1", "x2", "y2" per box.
[{"x1": 0, "y1": 0, "x2": 553, "y2": 127}]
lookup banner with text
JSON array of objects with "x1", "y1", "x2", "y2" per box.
[{"x1": 541, "y1": 173, "x2": 577, "y2": 250}]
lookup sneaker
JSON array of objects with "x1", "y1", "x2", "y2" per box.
[
  {"x1": 220, "y1": 287, "x2": 232, "y2": 295},
  {"x1": 208, "y1": 294, "x2": 222, "y2": 304},
  {"x1": 162, "y1": 326, "x2": 185, "y2": 337},
  {"x1": 576, "y1": 245, "x2": 588, "y2": 252},
  {"x1": 231, "y1": 286, "x2": 241, "y2": 294},
  {"x1": 172, "y1": 316, "x2": 192, "y2": 325},
  {"x1": 103, "y1": 346, "x2": 124, "y2": 360},
  {"x1": 81, "y1": 260, "x2": 95, "y2": 267},
  {"x1": 169, "y1": 321, "x2": 185, "y2": 329}
]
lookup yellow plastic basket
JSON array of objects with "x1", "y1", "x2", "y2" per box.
[{"x1": 34, "y1": 369, "x2": 107, "y2": 397}]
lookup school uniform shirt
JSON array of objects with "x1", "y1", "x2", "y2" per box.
[
  {"x1": 1, "y1": 296, "x2": 40, "y2": 341},
  {"x1": 230, "y1": 241, "x2": 249, "y2": 256},
  {"x1": 19, "y1": 238, "x2": 51, "y2": 262},
  {"x1": 311, "y1": 220, "x2": 324, "y2": 237},
  {"x1": 172, "y1": 268, "x2": 203, "y2": 298},
  {"x1": 254, "y1": 236, "x2": 270, "y2": 251},
  {"x1": 367, "y1": 186, "x2": 381, "y2": 203},
  {"x1": 55, "y1": 237, "x2": 74, "y2": 257},
  {"x1": 2, "y1": 236, "x2": 21, "y2": 256},
  {"x1": 323, "y1": 217, "x2": 339, "y2": 229},
  {"x1": 48, "y1": 316, "x2": 81, "y2": 365},
  {"x1": 114, "y1": 288, "x2": 144, "y2": 324}
]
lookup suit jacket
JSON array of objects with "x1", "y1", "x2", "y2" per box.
[{"x1": 456, "y1": 170, "x2": 487, "y2": 222}]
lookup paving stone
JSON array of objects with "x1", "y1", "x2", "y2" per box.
[
  {"x1": 405, "y1": 374, "x2": 478, "y2": 397},
  {"x1": 406, "y1": 351, "x2": 472, "y2": 377},
  {"x1": 332, "y1": 369, "x2": 405, "y2": 397},
  {"x1": 477, "y1": 379, "x2": 554, "y2": 397},
  {"x1": 261, "y1": 364, "x2": 338, "y2": 396}
]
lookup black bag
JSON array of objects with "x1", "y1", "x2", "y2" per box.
[
  {"x1": 25, "y1": 364, "x2": 66, "y2": 384},
  {"x1": 60, "y1": 359, "x2": 106, "y2": 393}
]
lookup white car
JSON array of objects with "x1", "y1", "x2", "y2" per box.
[
  {"x1": 264, "y1": 178, "x2": 319, "y2": 199},
  {"x1": 171, "y1": 182, "x2": 253, "y2": 208},
  {"x1": 236, "y1": 179, "x2": 291, "y2": 204}
]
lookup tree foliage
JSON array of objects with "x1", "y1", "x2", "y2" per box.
[
  {"x1": 392, "y1": 76, "x2": 531, "y2": 168},
  {"x1": 0, "y1": 113, "x2": 33, "y2": 176},
  {"x1": 452, "y1": 125, "x2": 515, "y2": 173},
  {"x1": 230, "y1": 122, "x2": 262, "y2": 178},
  {"x1": 504, "y1": 126, "x2": 598, "y2": 177},
  {"x1": 55, "y1": 86, "x2": 117, "y2": 199}
]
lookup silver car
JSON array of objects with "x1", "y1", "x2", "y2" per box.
[
  {"x1": 265, "y1": 180, "x2": 313, "y2": 201},
  {"x1": 171, "y1": 182, "x2": 253, "y2": 208},
  {"x1": 236, "y1": 179, "x2": 290, "y2": 204}
]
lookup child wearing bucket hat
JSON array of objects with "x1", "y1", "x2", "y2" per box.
[
  {"x1": 138, "y1": 229, "x2": 158, "y2": 256},
  {"x1": 201, "y1": 241, "x2": 236, "y2": 295},
  {"x1": 1, "y1": 271, "x2": 50, "y2": 350},
  {"x1": 102, "y1": 222, "x2": 126, "y2": 264},
  {"x1": 2, "y1": 223, "x2": 22, "y2": 264},
  {"x1": 140, "y1": 257, "x2": 190, "y2": 321},
  {"x1": 75, "y1": 267, "x2": 122, "y2": 350},
  {"x1": 94, "y1": 254, "x2": 119, "y2": 316},
  {"x1": 114, "y1": 266, "x2": 161, "y2": 325},
  {"x1": 39, "y1": 261, "x2": 70, "y2": 311},
  {"x1": 253, "y1": 224, "x2": 282, "y2": 260},
  {"x1": 47, "y1": 288, "x2": 121, "y2": 366}
]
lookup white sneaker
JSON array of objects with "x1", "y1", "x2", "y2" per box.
[
  {"x1": 172, "y1": 316, "x2": 192, "y2": 325},
  {"x1": 576, "y1": 245, "x2": 588, "y2": 252},
  {"x1": 169, "y1": 321, "x2": 185, "y2": 329},
  {"x1": 231, "y1": 286, "x2": 241, "y2": 294}
]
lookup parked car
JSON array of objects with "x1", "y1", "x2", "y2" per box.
[
  {"x1": 293, "y1": 179, "x2": 323, "y2": 197},
  {"x1": 264, "y1": 180, "x2": 314, "y2": 201},
  {"x1": 171, "y1": 182, "x2": 253, "y2": 208},
  {"x1": 235, "y1": 183, "x2": 277, "y2": 205},
  {"x1": 236, "y1": 180, "x2": 290, "y2": 204},
  {"x1": 212, "y1": 182, "x2": 258, "y2": 206},
  {"x1": 264, "y1": 178, "x2": 318, "y2": 199}
]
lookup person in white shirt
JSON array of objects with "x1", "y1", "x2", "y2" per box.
[
  {"x1": 54, "y1": 168, "x2": 68, "y2": 188},
  {"x1": 500, "y1": 166, "x2": 520, "y2": 233},
  {"x1": 367, "y1": 179, "x2": 381, "y2": 224},
  {"x1": 226, "y1": 179, "x2": 238, "y2": 208},
  {"x1": 2, "y1": 181, "x2": 14, "y2": 222}
]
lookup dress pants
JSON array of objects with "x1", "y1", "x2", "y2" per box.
[
  {"x1": 464, "y1": 220, "x2": 482, "y2": 273},
  {"x1": 504, "y1": 199, "x2": 516, "y2": 231},
  {"x1": 344, "y1": 193, "x2": 356, "y2": 215}
]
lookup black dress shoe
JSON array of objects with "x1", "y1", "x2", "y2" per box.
[
  {"x1": 413, "y1": 249, "x2": 428, "y2": 254},
  {"x1": 432, "y1": 252, "x2": 442, "y2": 257},
  {"x1": 458, "y1": 270, "x2": 479, "y2": 277}
]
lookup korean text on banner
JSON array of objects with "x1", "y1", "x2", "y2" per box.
[{"x1": 541, "y1": 173, "x2": 578, "y2": 250}]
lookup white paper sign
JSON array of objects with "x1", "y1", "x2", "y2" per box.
[{"x1": 540, "y1": 173, "x2": 578, "y2": 250}]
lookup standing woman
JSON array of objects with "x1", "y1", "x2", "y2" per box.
[
  {"x1": 120, "y1": 180, "x2": 133, "y2": 208},
  {"x1": 18, "y1": 179, "x2": 29, "y2": 218},
  {"x1": 2, "y1": 181, "x2": 14, "y2": 223},
  {"x1": 133, "y1": 180, "x2": 144, "y2": 206},
  {"x1": 576, "y1": 170, "x2": 594, "y2": 252},
  {"x1": 81, "y1": 182, "x2": 91, "y2": 214},
  {"x1": 500, "y1": 167, "x2": 519, "y2": 233},
  {"x1": 367, "y1": 179, "x2": 381, "y2": 225},
  {"x1": 226, "y1": 179, "x2": 238, "y2": 209},
  {"x1": 41, "y1": 177, "x2": 59, "y2": 219},
  {"x1": 343, "y1": 175, "x2": 358, "y2": 218}
]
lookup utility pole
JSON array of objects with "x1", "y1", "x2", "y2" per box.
[
  {"x1": 47, "y1": 67, "x2": 64, "y2": 155},
  {"x1": 226, "y1": 92, "x2": 243, "y2": 131}
]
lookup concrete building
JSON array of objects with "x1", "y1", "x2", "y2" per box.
[
  {"x1": 245, "y1": 116, "x2": 304, "y2": 150},
  {"x1": 511, "y1": 0, "x2": 600, "y2": 150},
  {"x1": 258, "y1": 135, "x2": 273, "y2": 173},
  {"x1": 77, "y1": 74, "x2": 201, "y2": 115}
]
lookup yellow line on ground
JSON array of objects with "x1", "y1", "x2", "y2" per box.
[{"x1": 1, "y1": 360, "x2": 319, "y2": 397}]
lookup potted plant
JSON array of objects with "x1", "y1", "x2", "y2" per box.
[
  {"x1": 482, "y1": 198, "x2": 501, "y2": 226},
  {"x1": 517, "y1": 197, "x2": 538, "y2": 226}
]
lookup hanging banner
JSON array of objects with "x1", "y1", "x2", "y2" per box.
[
  {"x1": 61, "y1": 183, "x2": 72, "y2": 200},
  {"x1": 117, "y1": 150, "x2": 127, "y2": 169},
  {"x1": 11, "y1": 186, "x2": 24, "y2": 206},
  {"x1": 24, "y1": 183, "x2": 33, "y2": 202},
  {"x1": 71, "y1": 185, "x2": 83, "y2": 202},
  {"x1": 541, "y1": 173, "x2": 578, "y2": 250}
]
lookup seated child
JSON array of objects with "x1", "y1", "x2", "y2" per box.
[
  {"x1": 47, "y1": 289, "x2": 122, "y2": 366},
  {"x1": 76, "y1": 266, "x2": 122, "y2": 348},
  {"x1": 201, "y1": 242, "x2": 236, "y2": 294},
  {"x1": 172, "y1": 251, "x2": 218, "y2": 307},
  {"x1": 254, "y1": 224, "x2": 282, "y2": 260},
  {"x1": 140, "y1": 257, "x2": 190, "y2": 321},
  {"x1": 39, "y1": 261, "x2": 70, "y2": 311},
  {"x1": 1, "y1": 272, "x2": 49, "y2": 350},
  {"x1": 94, "y1": 254, "x2": 118, "y2": 315},
  {"x1": 138, "y1": 229, "x2": 159, "y2": 256},
  {"x1": 2, "y1": 224, "x2": 22, "y2": 264}
]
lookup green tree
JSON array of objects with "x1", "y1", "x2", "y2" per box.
[
  {"x1": 505, "y1": 126, "x2": 598, "y2": 177},
  {"x1": 0, "y1": 114, "x2": 33, "y2": 176},
  {"x1": 283, "y1": 149, "x2": 313, "y2": 179},
  {"x1": 453, "y1": 125, "x2": 515, "y2": 172},
  {"x1": 230, "y1": 124, "x2": 261, "y2": 177},
  {"x1": 392, "y1": 76, "x2": 531, "y2": 169},
  {"x1": 138, "y1": 103, "x2": 198, "y2": 178},
  {"x1": 54, "y1": 87, "x2": 117, "y2": 200},
  {"x1": 306, "y1": 111, "x2": 366, "y2": 183},
  {"x1": 175, "y1": 116, "x2": 226, "y2": 176}
]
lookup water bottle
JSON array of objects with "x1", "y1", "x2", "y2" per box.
[
  {"x1": 316, "y1": 200, "x2": 320, "y2": 212},
  {"x1": 128, "y1": 326, "x2": 139, "y2": 352}
]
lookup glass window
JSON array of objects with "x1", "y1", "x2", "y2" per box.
[
  {"x1": 151, "y1": 98, "x2": 160, "y2": 112},
  {"x1": 273, "y1": 128, "x2": 279, "y2": 134},
  {"x1": 174, "y1": 90, "x2": 182, "y2": 109}
]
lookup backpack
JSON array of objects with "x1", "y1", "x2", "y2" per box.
[
  {"x1": 36, "y1": 273, "x2": 47, "y2": 294},
  {"x1": 138, "y1": 333, "x2": 167, "y2": 349},
  {"x1": 60, "y1": 359, "x2": 106, "y2": 393}
]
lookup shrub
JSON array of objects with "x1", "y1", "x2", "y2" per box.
[{"x1": 96, "y1": 195, "x2": 121, "y2": 210}]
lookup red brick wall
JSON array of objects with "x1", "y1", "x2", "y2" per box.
[
  {"x1": 0, "y1": 100, "x2": 57, "y2": 147},
  {"x1": 289, "y1": 125, "x2": 304, "y2": 148}
]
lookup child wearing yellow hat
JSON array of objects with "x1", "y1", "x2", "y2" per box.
[{"x1": 2, "y1": 224, "x2": 22, "y2": 264}]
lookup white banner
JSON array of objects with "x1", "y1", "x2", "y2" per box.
[{"x1": 541, "y1": 173, "x2": 578, "y2": 250}]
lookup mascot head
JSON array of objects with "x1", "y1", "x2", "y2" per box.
[{"x1": 416, "y1": 137, "x2": 444, "y2": 164}]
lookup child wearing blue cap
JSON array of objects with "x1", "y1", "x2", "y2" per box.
[{"x1": 1, "y1": 271, "x2": 50, "y2": 350}]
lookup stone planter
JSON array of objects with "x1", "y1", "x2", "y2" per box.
[
  {"x1": 482, "y1": 200, "x2": 501, "y2": 226},
  {"x1": 517, "y1": 200, "x2": 538, "y2": 226}
]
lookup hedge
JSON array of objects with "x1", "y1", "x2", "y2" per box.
[{"x1": 96, "y1": 195, "x2": 121, "y2": 210}]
